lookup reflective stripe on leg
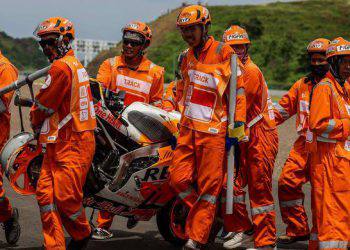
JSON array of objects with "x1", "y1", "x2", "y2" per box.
[
  {"x1": 251, "y1": 204, "x2": 275, "y2": 216},
  {"x1": 280, "y1": 198, "x2": 303, "y2": 208},
  {"x1": 198, "y1": 194, "x2": 216, "y2": 205},
  {"x1": 40, "y1": 204, "x2": 56, "y2": 213},
  {"x1": 69, "y1": 206, "x2": 83, "y2": 221},
  {"x1": 179, "y1": 187, "x2": 194, "y2": 200},
  {"x1": 319, "y1": 241, "x2": 348, "y2": 249}
]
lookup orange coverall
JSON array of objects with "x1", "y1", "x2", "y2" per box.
[
  {"x1": 274, "y1": 76, "x2": 319, "y2": 239},
  {"x1": 309, "y1": 72, "x2": 350, "y2": 250},
  {"x1": 97, "y1": 55, "x2": 164, "y2": 107},
  {"x1": 0, "y1": 51, "x2": 17, "y2": 222},
  {"x1": 30, "y1": 51, "x2": 96, "y2": 249},
  {"x1": 169, "y1": 36, "x2": 246, "y2": 244},
  {"x1": 96, "y1": 55, "x2": 164, "y2": 229},
  {"x1": 223, "y1": 56, "x2": 278, "y2": 247}
]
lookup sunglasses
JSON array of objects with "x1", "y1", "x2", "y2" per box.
[
  {"x1": 123, "y1": 39, "x2": 143, "y2": 47},
  {"x1": 39, "y1": 38, "x2": 57, "y2": 47}
]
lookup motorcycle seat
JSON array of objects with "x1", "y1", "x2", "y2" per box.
[{"x1": 127, "y1": 111, "x2": 173, "y2": 142}]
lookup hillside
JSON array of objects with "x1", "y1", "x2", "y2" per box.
[
  {"x1": 87, "y1": 0, "x2": 350, "y2": 89},
  {"x1": 0, "y1": 31, "x2": 48, "y2": 71}
]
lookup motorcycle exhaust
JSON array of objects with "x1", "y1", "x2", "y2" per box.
[{"x1": 0, "y1": 66, "x2": 50, "y2": 95}]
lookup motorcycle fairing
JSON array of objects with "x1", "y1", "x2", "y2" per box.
[
  {"x1": 94, "y1": 143, "x2": 174, "y2": 208},
  {"x1": 0, "y1": 132, "x2": 42, "y2": 195},
  {"x1": 83, "y1": 195, "x2": 157, "y2": 221},
  {"x1": 109, "y1": 142, "x2": 169, "y2": 191}
]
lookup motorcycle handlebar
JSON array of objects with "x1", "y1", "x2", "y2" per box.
[
  {"x1": 14, "y1": 95, "x2": 34, "y2": 107},
  {"x1": 0, "y1": 66, "x2": 50, "y2": 96}
]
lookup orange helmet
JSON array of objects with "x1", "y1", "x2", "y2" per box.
[
  {"x1": 223, "y1": 25, "x2": 250, "y2": 45},
  {"x1": 177, "y1": 5, "x2": 211, "y2": 27},
  {"x1": 34, "y1": 17, "x2": 75, "y2": 40},
  {"x1": 122, "y1": 21, "x2": 152, "y2": 45},
  {"x1": 326, "y1": 37, "x2": 350, "y2": 59},
  {"x1": 307, "y1": 38, "x2": 330, "y2": 54}
]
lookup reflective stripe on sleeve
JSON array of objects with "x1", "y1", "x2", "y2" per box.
[
  {"x1": 316, "y1": 136, "x2": 337, "y2": 143},
  {"x1": 321, "y1": 119, "x2": 336, "y2": 138},
  {"x1": 274, "y1": 103, "x2": 290, "y2": 120}
]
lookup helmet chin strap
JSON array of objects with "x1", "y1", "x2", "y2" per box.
[
  {"x1": 193, "y1": 25, "x2": 209, "y2": 58},
  {"x1": 200, "y1": 24, "x2": 209, "y2": 46},
  {"x1": 241, "y1": 46, "x2": 249, "y2": 64},
  {"x1": 330, "y1": 57, "x2": 346, "y2": 85},
  {"x1": 54, "y1": 35, "x2": 71, "y2": 61}
]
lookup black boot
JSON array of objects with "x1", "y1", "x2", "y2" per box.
[
  {"x1": 3, "y1": 207, "x2": 21, "y2": 245},
  {"x1": 67, "y1": 236, "x2": 90, "y2": 250}
]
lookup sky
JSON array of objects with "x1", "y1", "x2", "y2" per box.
[{"x1": 0, "y1": 0, "x2": 294, "y2": 41}]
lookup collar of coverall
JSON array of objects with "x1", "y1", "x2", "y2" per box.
[
  {"x1": 326, "y1": 71, "x2": 350, "y2": 96},
  {"x1": 118, "y1": 55, "x2": 151, "y2": 72},
  {"x1": 191, "y1": 35, "x2": 214, "y2": 55},
  {"x1": 244, "y1": 55, "x2": 252, "y2": 66},
  {"x1": 304, "y1": 74, "x2": 316, "y2": 85},
  {"x1": 65, "y1": 49, "x2": 75, "y2": 57}
]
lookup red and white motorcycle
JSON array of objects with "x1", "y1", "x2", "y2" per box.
[{"x1": 0, "y1": 72, "x2": 189, "y2": 247}]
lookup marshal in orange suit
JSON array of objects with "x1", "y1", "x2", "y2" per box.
[{"x1": 31, "y1": 17, "x2": 96, "y2": 250}]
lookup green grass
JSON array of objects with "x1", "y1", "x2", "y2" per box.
[
  {"x1": 0, "y1": 32, "x2": 48, "y2": 70},
  {"x1": 87, "y1": 0, "x2": 350, "y2": 90}
]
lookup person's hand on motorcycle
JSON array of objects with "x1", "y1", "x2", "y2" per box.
[
  {"x1": 31, "y1": 124, "x2": 41, "y2": 140},
  {"x1": 226, "y1": 121, "x2": 245, "y2": 150}
]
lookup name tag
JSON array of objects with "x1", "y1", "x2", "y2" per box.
[
  {"x1": 117, "y1": 75, "x2": 152, "y2": 94},
  {"x1": 188, "y1": 69, "x2": 219, "y2": 89}
]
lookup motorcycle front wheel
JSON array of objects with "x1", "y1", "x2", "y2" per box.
[{"x1": 156, "y1": 198, "x2": 188, "y2": 247}]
